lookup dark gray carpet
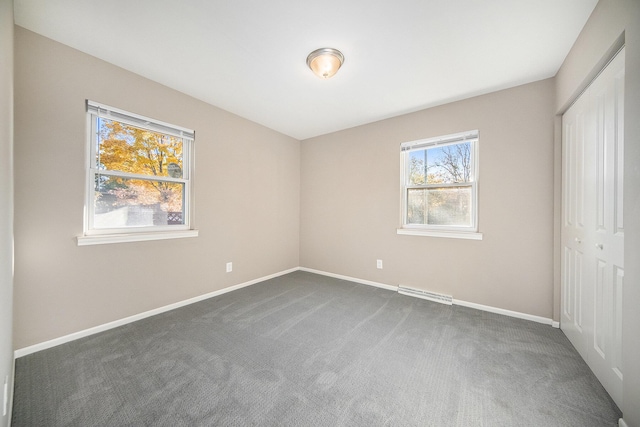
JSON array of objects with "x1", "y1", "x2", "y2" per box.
[{"x1": 12, "y1": 271, "x2": 621, "y2": 426}]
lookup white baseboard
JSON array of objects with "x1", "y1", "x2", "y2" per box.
[
  {"x1": 300, "y1": 267, "x2": 557, "y2": 327},
  {"x1": 298, "y1": 267, "x2": 398, "y2": 291},
  {"x1": 619, "y1": 418, "x2": 629, "y2": 427},
  {"x1": 453, "y1": 299, "x2": 556, "y2": 327},
  {"x1": 6, "y1": 357, "x2": 14, "y2": 422},
  {"x1": 15, "y1": 266, "x2": 560, "y2": 358},
  {"x1": 14, "y1": 267, "x2": 299, "y2": 358}
]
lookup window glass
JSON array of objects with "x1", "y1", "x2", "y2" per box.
[
  {"x1": 401, "y1": 131, "x2": 478, "y2": 233},
  {"x1": 408, "y1": 142, "x2": 472, "y2": 185},
  {"x1": 406, "y1": 187, "x2": 471, "y2": 226},
  {"x1": 94, "y1": 176, "x2": 185, "y2": 228},
  {"x1": 97, "y1": 118, "x2": 184, "y2": 178},
  {"x1": 85, "y1": 101, "x2": 194, "y2": 236}
]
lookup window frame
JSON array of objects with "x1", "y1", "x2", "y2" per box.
[
  {"x1": 397, "y1": 130, "x2": 482, "y2": 240},
  {"x1": 78, "y1": 101, "x2": 198, "y2": 245}
]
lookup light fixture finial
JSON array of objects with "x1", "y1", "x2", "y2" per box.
[{"x1": 306, "y1": 48, "x2": 344, "y2": 79}]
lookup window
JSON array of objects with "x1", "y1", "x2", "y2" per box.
[
  {"x1": 398, "y1": 130, "x2": 481, "y2": 239},
  {"x1": 78, "y1": 101, "x2": 197, "y2": 245}
]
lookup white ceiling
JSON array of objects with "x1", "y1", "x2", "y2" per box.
[{"x1": 14, "y1": 0, "x2": 597, "y2": 140}]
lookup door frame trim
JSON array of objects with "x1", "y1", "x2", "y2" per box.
[{"x1": 553, "y1": 33, "x2": 626, "y2": 325}]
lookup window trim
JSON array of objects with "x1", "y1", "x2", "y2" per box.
[
  {"x1": 78, "y1": 101, "x2": 198, "y2": 245},
  {"x1": 398, "y1": 130, "x2": 481, "y2": 239},
  {"x1": 77, "y1": 229, "x2": 199, "y2": 246}
]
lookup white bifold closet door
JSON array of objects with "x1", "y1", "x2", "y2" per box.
[{"x1": 561, "y1": 47, "x2": 625, "y2": 408}]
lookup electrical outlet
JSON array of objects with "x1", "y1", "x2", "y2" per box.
[
  {"x1": 226, "y1": 262, "x2": 233, "y2": 273},
  {"x1": 376, "y1": 259, "x2": 383, "y2": 269}
]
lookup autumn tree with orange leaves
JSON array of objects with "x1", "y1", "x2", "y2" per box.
[{"x1": 96, "y1": 119, "x2": 184, "y2": 214}]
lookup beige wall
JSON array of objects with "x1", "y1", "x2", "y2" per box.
[
  {"x1": 1, "y1": 1, "x2": 14, "y2": 425},
  {"x1": 13, "y1": 27, "x2": 300, "y2": 349},
  {"x1": 555, "y1": 0, "x2": 640, "y2": 425},
  {"x1": 300, "y1": 79, "x2": 556, "y2": 319},
  {"x1": 12, "y1": 2, "x2": 640, "y2": 424}
]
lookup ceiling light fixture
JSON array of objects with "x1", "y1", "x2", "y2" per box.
[{"x1": 306, "y1": 48, "x2": 344, "y2": 79}]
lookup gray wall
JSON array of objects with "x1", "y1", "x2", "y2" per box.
[
  {"x1": 0, "y1": 1, "x2": 14, "y2": 426},
  {"x1": 300, "y1": 79, "x2": 556, "y2": 319},
  {"x1": 13, "y1": 27, "x2": 300, "y2": 349},
  {"x1": 555, "y1": 0, "x2": 640, "y2": 425}
]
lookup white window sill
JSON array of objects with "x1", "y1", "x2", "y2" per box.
[
  {"x1": 396, "y1": 228, "x2": 483, "y2": 240},
  {"x1": 77, "y1": 229, "x2": 199, "y2": 246}
]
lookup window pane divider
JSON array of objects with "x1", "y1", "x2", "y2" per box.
[
  {"x1": 406, "y1": 182, "x2": 474, "y2": 189},
  {"x1": 92, "y1": 168, "x2": 188, "y2": 184}
]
